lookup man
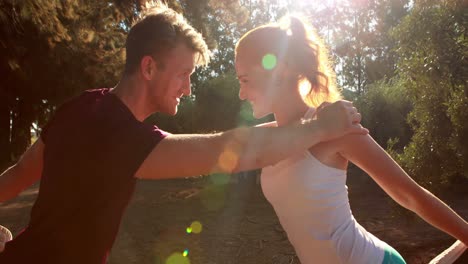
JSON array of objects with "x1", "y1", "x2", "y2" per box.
[{"x1": 0, "y1": 4, "x2": 366, "y2": 264}]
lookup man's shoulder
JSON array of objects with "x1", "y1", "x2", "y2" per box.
[
  {"x1": 82, "y1": 88, "x2": 112, "y2": 96},
  {"x1": 58, "y1": 88, "x2": 110, "y2": 108},
  {"x1": 49, "y1": 88, "x2": 116, "y2": 125},
  {"x1": 76, "y1": 88, "x2": 112, "y2": 104}
]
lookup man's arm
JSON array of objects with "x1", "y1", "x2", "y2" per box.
[
  {"x1": 255, "y1": 121, "x2": 277, "y2": 127},
  {"x1": 0, "y1": 138, "x2": 44, "y2": 203},
  {"x1": 136, "y1": 100, "x2": 367, "y2": 179}
]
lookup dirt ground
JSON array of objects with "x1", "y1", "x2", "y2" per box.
[{"x1": 1, "y1": 168, "x2": 467, "y2": 264}]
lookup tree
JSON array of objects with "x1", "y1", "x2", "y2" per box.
[
  {"x1": 353, "y1": 78, "x2": 412, "y2": 150},
  {"x1": 0, "y1": 0, "x2": 154, "y2": 168},
  {"x1": 392, "y1": 0, "x2": 468, "y2": 189},
  {"x1": 299, "y1": 0, "x2": 408, "y2": 94}
]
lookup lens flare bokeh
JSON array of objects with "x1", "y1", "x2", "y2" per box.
[
  {"x1": 165, "y1": 252, "x2": 190, "y2": 264},
  {"x1": 189, "y1": 221, "x2": 202, "y2": 234},
  {"x1": 262, "y1": 53, "x2": 277, "y2": 70}
]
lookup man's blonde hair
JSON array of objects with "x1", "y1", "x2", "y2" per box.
[{"x1": 124, "y1": 2, "x2": 210, "y2": 74}]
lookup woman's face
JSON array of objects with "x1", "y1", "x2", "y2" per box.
[{"x1": 235, "y1": 55, "x2": 279, "y2": 119}]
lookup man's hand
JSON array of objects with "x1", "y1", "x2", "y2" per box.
[{"x1": 314, "y1": 100, "x2": 368, "y2": 141}]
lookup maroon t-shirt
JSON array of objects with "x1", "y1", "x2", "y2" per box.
[{"x1": 0, "y1": 88, "x2": 167, "y2": 263}]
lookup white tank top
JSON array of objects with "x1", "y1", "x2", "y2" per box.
[{"x1": 261, "y1": 108, "x2": 386, "y2": 264}]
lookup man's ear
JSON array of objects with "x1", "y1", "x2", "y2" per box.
[{"x1": 140, "y1": 55, "x2": 155, "y2": 80}]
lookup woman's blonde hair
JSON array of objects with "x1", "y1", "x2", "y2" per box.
[{"x1": 235, "y1": 16, "x2": 342, "y2": 107}]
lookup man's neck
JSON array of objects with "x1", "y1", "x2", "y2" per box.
[{"x1": 111, "y1": 75, "x2": 151, "y2": 122}]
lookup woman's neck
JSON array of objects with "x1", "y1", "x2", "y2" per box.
[{"x1": 273, "y1": 92, "x2": 310, "y2": 127}]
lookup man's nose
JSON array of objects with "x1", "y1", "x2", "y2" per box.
[
  {"x1": 183, "y1": 78, "x2": 191, "y2": 96},
  {"x1": 239, "y1": 87, "x2": 246, "y2": 100}
]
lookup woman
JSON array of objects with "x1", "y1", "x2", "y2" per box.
[{"x1": 234, "y1": 16, "x2": 468, "y2": 264}]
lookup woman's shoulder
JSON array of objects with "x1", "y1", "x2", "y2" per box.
[
  {"x1": 308, "y1": 138, "x2": 349, "y2": 171},
  {"x1": 308, "y1": 134, "x2": 373, "y2": 170},
  {"x1": 309, "y1": 133, "x2": 368, "y2": 154}
]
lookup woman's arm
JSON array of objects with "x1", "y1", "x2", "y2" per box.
[{"x1": 337, "y1": 134, "x2": 468, "y2": 246}]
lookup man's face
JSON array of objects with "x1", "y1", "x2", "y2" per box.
[{"x1": 149, "y1": 43, "x2": 196, "y2": 116}]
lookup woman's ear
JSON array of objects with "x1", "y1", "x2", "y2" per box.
[
  {"x1": 275, "y1": 59, "x2": 297, "y2": 81},
  {"x1": 269, "y1": 61, "x2": 288, "y2": 88}
]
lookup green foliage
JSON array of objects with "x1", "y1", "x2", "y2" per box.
[
  {"x1": 149, "y1": 73, "x2": 243, "y2": 133},
  {"x1": 352, "y1": 78, "x2": 413, "y2": 150},
  {"x1": 192, "y1": 73, "x2": 242, "y2": 132},
  {"x1": 0, "y1": 0, "x2": 143, "y2": 166},
  {"x1": 391, "y1": 0, "x2": 468, "y2": 188},
  {"x1": 306, "y1": 0, "x2": 409, "y2": 94}
]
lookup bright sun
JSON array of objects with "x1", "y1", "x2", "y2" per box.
[{"x1": 271, "y1": 0, "x2": 348, "y2": 14}]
